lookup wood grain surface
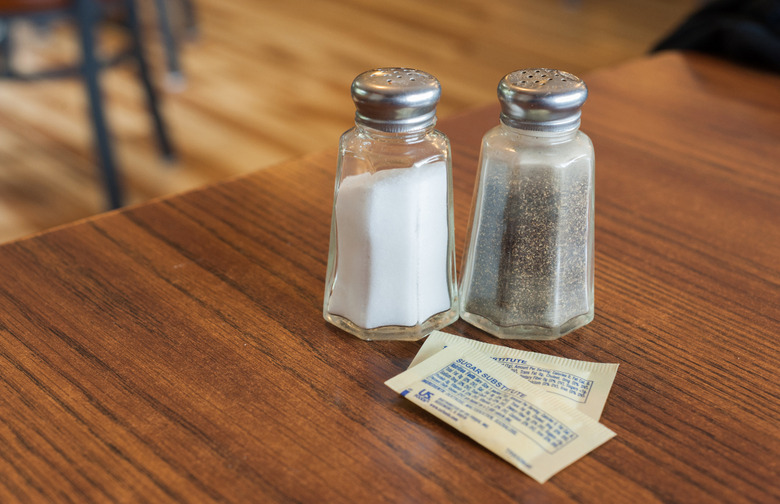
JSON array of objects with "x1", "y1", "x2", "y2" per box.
[
  {"x1": 0, "y1": 52, "x2": 778, "y2": 503},
  {"x1": 0, "y1": 0, "x2": 699, "y2": 243}
]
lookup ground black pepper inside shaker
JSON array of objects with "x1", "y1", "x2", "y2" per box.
[{"x1": 459, "y1": 69, "x2": 595, "y2": 340}]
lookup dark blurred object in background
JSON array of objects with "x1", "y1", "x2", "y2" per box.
[{"x1": 654, "y1": 0, "x2": 780, "y2": 72}]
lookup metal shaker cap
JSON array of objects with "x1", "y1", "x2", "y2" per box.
[
  {"x1": 351, "y1": 68, "x2": 441, "y2": 133},
  {"x1": 498, "y1": 69, "x2": 588, "y2": 132}
]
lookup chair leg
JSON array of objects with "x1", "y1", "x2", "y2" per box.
[
  {"x1": 126, "y1": 0, "x2": 175, "y2": 161},
  {"x1": 181, "y1": 0, "x2": 198, "y2": 40},
  {"x1": 75, "y1": 0, "x2": 122, "y2": 209},
  {"x1": 153, "y1": 0, "x2": 183, "y2": 85},
  {"x1": 0, "y1": 19, "x2": 12, "y2": 77}
]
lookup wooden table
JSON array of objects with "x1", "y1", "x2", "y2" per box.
[{"x1": 1, "y1": 52, "x2": 778, "y2": 503}]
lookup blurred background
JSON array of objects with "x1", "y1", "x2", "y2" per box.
[{"x1": 0, "y1": 0, "x2": 699, "y2": 243}]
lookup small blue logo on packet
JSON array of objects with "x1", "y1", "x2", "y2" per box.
[{"x1": 415, "y1": 389, "x2": 434, "y2": 403}]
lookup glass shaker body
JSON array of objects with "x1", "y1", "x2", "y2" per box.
[
  {"x1": 460, "y1": 69, "x2": 594, "y2": 340},
  {"x1": 323, "y1": 69, "x2": 458, "y2": 341}
]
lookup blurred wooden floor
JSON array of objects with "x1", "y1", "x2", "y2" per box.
[{"x1": 0, "y1": 0, "x2": 698, "y2": 243}]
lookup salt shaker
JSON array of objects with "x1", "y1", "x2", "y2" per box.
[
  {"x1": 323, "y1": 68, "x2": 459, "y2": 341},
  {"x1": 459, "y1": 69, "x2": 595, "y2": 340}
]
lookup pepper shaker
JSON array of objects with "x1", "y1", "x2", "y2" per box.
[
  {"x1": 323, "y1": 68, "x2": 459, "y2": 341},
  {"x1": 459, "y1": 69, "x2": 595, "y2": 339}
]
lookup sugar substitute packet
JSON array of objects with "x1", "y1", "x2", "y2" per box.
[
  {"x1": 410, "y1": 331, "x2": 619, "y2": 420},
  {"x1": 386, "y1": 340, "x2": 615, "y2": 483}
]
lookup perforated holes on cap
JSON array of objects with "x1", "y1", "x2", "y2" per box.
[
  {"x1": 512, "y1": 70, "x2": 572, "y2": 89},
  {"x1": 379, "y1": 69, "x2": 432, "y2": 85}
]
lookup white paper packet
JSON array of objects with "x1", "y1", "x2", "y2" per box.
[
  {"x1": 386, "y1": 340, "x2": 616, "y2": 483},
  {"x1": 409, "y1": 331, "x2": 618, "y2": 420}
]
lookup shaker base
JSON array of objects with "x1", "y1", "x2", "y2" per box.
[
  {"x1": 460, "y1": 310, "x2": 594, "y2": 340},
  {"x1": 324, "y1": 308, "x2": 459, "y2": 341}
]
